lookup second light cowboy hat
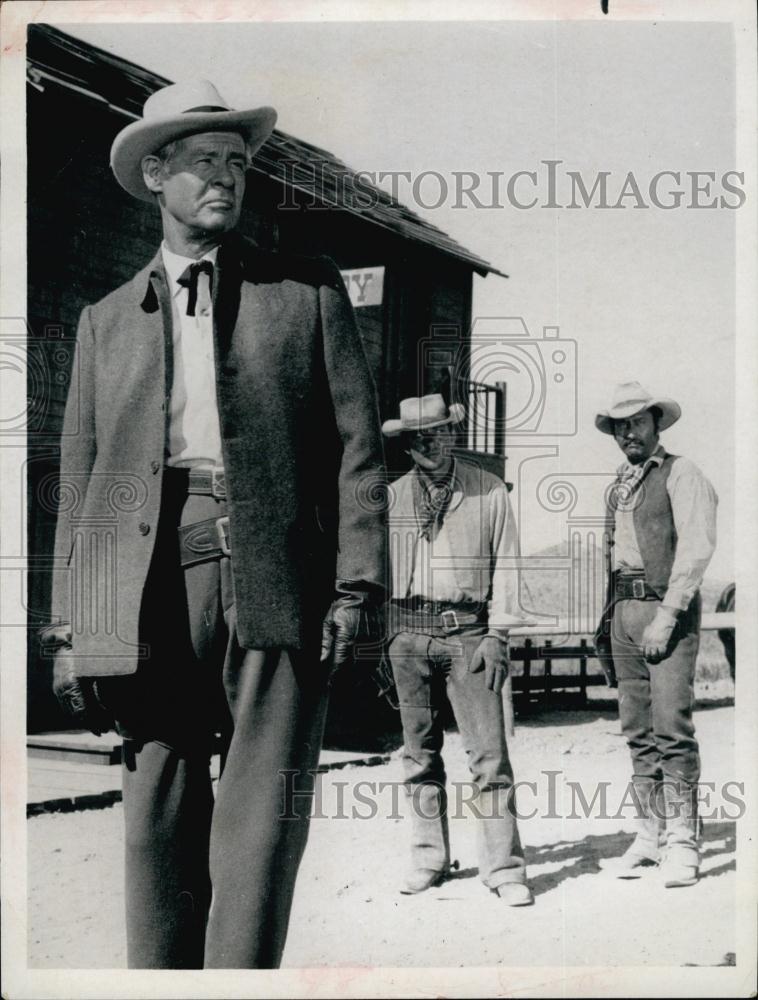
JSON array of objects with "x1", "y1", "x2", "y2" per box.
[
  {"x1": 381, "y1": 394, "x2": 465, "y2": 437},
  {"x1": 595, "y1": 381, "x2": 681, "y2": 435}
]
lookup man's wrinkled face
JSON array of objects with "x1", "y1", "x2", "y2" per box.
[
  {"x1": 144, "y1": 131, "x2": 247, "y2": 235},
  {"x1": 406, "y1": 424, "x2": 455, "y2": 475},
  {"x1": 613, "y1": 410, "x2": 659, "y2": 465}
]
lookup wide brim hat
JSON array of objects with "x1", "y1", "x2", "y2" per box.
[
  {"x1": 595, "y1": 380, "x2": 681, "y2": 435},
  {"x1": 382, "y1": 394, "x2": 465, "y2": 437},
  {"x1": 110, "y1": 80, "x2": 277, "y2": 201}
]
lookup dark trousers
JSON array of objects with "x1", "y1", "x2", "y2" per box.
[
  {"x1": 387, "y1": 630, "x2": 526, "y2": 889},
  {"x1": 99, "y1": 485, "x2": 328, "y2": 969}
]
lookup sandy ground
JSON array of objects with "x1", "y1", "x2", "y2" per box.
[{"x1": 28, "y1": 687, "x2": 737, "y2": 970}]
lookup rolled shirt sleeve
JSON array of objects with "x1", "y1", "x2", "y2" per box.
[{"x1": 662, "y1": 457, "x2": 719, "y2": 612}]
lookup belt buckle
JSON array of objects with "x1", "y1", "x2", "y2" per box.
[
  {"x1": 211, "y1": 469, "x2": 226, "y2": 499},
  {"x1": 216, "y1": 516, "x2": 231, "y2": 557},
  {"x1": 441, "y1": 609, "x2": 459, "y2": 633},
  {"x1": 632, "y1": 578, "x2": 646, "y2": 599}
]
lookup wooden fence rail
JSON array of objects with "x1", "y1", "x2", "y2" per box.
[{"x1": 500, "y1": 612, "x2": 736, "y2": 734}]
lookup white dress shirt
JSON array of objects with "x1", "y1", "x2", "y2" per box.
[
  {"x1": 161, "y1": 243, "x2": 224, "y2": 470},
  {"x1": 614, "y1": 446, "x2": 718, "y2": 611}
]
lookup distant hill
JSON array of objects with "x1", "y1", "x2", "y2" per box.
[
  {"x1": 516, "y1": 542, "x2": 732, "y2": 680},
  {"x1": 521, "y1": 540, "x2": 730, "y2": 613},
  {"x1": 518, "y1": 540, "x2": 604, "y2": 621}
]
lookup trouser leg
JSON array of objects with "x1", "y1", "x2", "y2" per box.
[
  {"x1": 442, "y1": 634, "x2": 526, "y2": 889},
  {"x1": 99, "y1": 488, "x2": 228, "y2": 969},
  {"x1": 652, "y1": 601, "x2": 701, "y2": 864},
  {"x1": 661, "y1": 779, "x2": 699, "y2": 867},
  {"x1": 627, "y1": 775, "x2": 666, "y2": 861},
  {"x1": 612, "y1": 601, "x2": 663, "y2": 782},
  {"x1": 612, "y1": 597, "x2": 701, "y2": 863},
  {"x1": 121, "y1": 742, "x2": 214, "y2": 968},
  {"x1": 649, "y1": 618, "x2": 700, "y2": 787},
  {"x1": 388, "y1": 632, "x2": 450, "y2": 874},
  {"x1": 203, "y1": 629, "x2": 329, "y2": 969}
]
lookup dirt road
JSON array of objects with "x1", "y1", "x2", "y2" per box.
[{"x1": 28, "y1": 693, "x2": 737, "y2": 970}]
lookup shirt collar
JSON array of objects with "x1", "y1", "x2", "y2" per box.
[
  {"x1": 414, "y1": 456, "x2": 457, "y2": 492},
  {"x1": 161, "y1": 242, "x2": 219, "y2": 298},
  {"x1": 617, "y1": 444, "x2": 665, "y2": 476}
]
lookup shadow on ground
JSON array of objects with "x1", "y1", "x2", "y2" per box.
[{"x1": 439, "y1": 821, "x2": 735, "y2": 899}]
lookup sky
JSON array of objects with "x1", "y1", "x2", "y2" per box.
[{"x1": 59, "y1": 17, "x2": 738, "y2": 579}]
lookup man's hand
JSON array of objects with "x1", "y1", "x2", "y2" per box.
[
  {"x1": 320, "y1": 582, "x2": 384, "y2": 670},
  {"x1": 641, "y1": 607, "x2": 678, "y2": 663},
  {"x1": 41, "y1": 628, "x2": 114, "y2": 736},
  {"x1": 468, "y1": 635, "x2": 509, "y2": 694}
]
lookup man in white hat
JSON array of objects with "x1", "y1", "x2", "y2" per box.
[
  {"x1": 594, "y1": 381, "x2": 717, "y2": 888},
  {"x1": 382, "y1": 394, "x2": 533, "y2": 905},
  {"x1": 41, "y1": 80, "x2": 386, "y2": 967}
]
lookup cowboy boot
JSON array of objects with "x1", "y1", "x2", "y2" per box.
[
  {"x1": 604, "y1": 776, "x2": 665, "y2": 878},
  {"x1": 659, "y1": 779, "x2": 699, "y2": 887}
]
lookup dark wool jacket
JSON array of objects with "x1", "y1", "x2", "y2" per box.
[{"x1": 50, "y1": 233, "x2": 387, "y2": 676}]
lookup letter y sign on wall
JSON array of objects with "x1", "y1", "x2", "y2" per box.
[{"x1": 340, "y1": 266, "x2": 385, "y2": 307}]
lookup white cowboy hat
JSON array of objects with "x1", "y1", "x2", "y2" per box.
[
  {"x1": 110, "y1": 80, "x2": 277, "y2": 201},
  {"x1": 381, "y1": 394, "x2": 465, "y2": 437},
  {"x1": 595, "y1": 380, "x2": 681, "y2": 435}
]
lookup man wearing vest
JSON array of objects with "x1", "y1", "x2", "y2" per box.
[
  {"x1": 40, "y1": 80, "x2": 386, "y2": 968},
  {"x1": 595, "y1": 382, "x2": 718, "y2": 888},
  {"x1": 382, "y1": 395, "x2": 533, "y2": 906}
]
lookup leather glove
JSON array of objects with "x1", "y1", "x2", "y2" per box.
[
  {"x1": 641, "y1": 606, "x2": 678, "y2": 663},
  {"x1": 320, "y1": 581, "x2": 384, "y2": 670},
  {"x1": 468, "y1": 635, "x2": 509, "y2": 694},
  {"x1": 41, "y1": 627, "x2": 114, "y2": 736}
]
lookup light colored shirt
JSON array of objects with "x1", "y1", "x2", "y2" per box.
[
  {"x1": 391, "y1": 458, "x2": 531, "y2": 633},
  {"x1": 614, "y1": 446, "x2": 718, "y2": 611},
  {"x1": 161, "y1": 243, "x2": 223, "y2": 470}
]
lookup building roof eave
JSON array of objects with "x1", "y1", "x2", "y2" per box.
[{"x1": 27, "y1": 24, "x2": 508, "y2": 279}]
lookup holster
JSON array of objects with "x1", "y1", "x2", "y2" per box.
[
  {"x1": 594, "y1": 568, "x2": 619, "y2": 689},
  {"x1": 373, "y1": 651, "x2": 399, "y2": 710},
  {"x1": 593, "y1": 610, "x2": 618, "y2": 689},
  {"x1": 177, "y1": 514, "x2": 231, "y2": 568}
]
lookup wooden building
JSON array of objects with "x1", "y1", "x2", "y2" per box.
[{"x1": 25, "y1": 25, "x2": 507, "y2": 733}]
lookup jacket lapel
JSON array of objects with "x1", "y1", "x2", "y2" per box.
[{"x1": 214, "y1": 235, "x2": 244, "y2": 361}]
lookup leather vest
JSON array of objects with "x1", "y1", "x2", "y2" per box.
[{"x1": 627, "y1": 453, "x2": 678, "y2": 595}]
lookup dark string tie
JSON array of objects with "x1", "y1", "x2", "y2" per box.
[{"x1": 177, "y1": 260, "x2": 214, "y2": 316}]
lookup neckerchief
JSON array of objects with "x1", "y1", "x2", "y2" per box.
[
  {"x1": 610, "y1": 449, "x2": 663, "y2": 513},
  {"x1": 412, "y1": 464, "x2": 455, "y2": 541}
]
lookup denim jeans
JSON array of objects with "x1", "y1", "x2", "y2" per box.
[
  {"x1": 611, "y1": 596, "x2": 701, "y2": 863},
  {"x1": 388, "y1": 629, "x2": 526, "y2": 889}
]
